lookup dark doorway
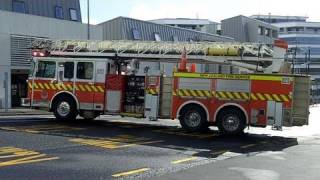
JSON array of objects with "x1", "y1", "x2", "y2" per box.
[{"x1": 11, "y1": 73, "x2": 28, "y2": 107}]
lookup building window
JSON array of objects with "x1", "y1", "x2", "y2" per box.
[
  {"x1": 69, "y1": 9, "x2": 78, "y2": 21},
  {"x1": 272, "y1": 30, "x2": 278, "y2": 38},
  {"x1": 154, "y1": 33, "x2": 161, "y2": 41},
  {"x1": 265, "y1": 28, "x2": 271, "y2": 37},
  {"x1": 55, "y1": 6, "x2": 64, "y2": 19},
  {"x1": 77, "y1": 62, "x2": 93, "y2": 80},
  {"x1": 12, "y1": 1, "x2": 26, "y2": 13},
  {"x1": 132, "y1": 29, "x2": 141, "y2": 40},
  {"x1": 258, "y1": 26, "x2": 264, "y2": 35}
]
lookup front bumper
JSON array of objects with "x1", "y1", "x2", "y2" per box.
[{"x1": 21, "y1": 98, "x2": 31, "y2": 107}]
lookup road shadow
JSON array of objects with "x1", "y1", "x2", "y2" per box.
[{"x1": 0, "y1": 117, "x2": 299, "y2": 159}]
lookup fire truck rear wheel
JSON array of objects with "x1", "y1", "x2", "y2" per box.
[
  {"x1": 217, "y1": 108, "x2": 246, "y2": 135},
  {"x1": 179, "y1": 105, "x2": 209, "y2": 132},
  {"x1": 53, "y1": 96, "x2": 78, "y2": 121}
]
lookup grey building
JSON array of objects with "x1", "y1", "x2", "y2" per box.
[
  {"x1": 221, "y1": 15, "x2": 278, "y2": 44},
  {"x1": 0, "y1": 0, "x2": 81, "y2": 22},
  {"x1": 99, "y1": 17, "x2": 233, "y2": 42},
  {"x1": 149, "y1": 18, "x2": 220, "y2": 35},
  {"x1": 251, "y1": 15, "x2": 320, "y2": 102}
]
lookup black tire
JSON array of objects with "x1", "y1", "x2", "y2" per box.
[
  {"x1": 179, "y1": 105, "x2": 209, "y2": 132},
  {"x1": 217, "y1": 108, "x2": 246, "y2": 135},
  {"x1": 53, "y1": 96, "x2": 78, "y2": 121}
]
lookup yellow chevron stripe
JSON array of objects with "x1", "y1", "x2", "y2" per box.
[
  {"x1": 264, "y1": 93, "x2": 273, "y2": 101},
  {"x1": 38, "y1": 83, "x2": 44, "y2": 90},
  {"x1": 43, "y1": 83, "x2": 50, "y2": 90},
  {"x1": 226, "y1": 92, "x2": 234, "y2": 99},
  {"x1": 217, "y1": 92, "x2": 227, "y2": 99},
  {"x1": 28, "y1": 82, "x2": 32, "y2": 89},
  {"x1": 173, "y1": 90, "x2": 177, "y2": 96},
  {"x1": 85, "y1": 85, "x2": 92, "y2": 92},
  {"x1": 78, "y1": 85, "x2": 86, "y2": 92},
  {"x1": 190, "y1": 90, "x2": 198, "y2": 97},
  {"x1": 233, "y1": 92, "x2": 242, "y2": 99},
  {"x1": 97, "y1": 86, "x2": 104, "y2": 93},
  {"x1": 91, "y1": 85, "x2": 98, "y2": 92},
  {"x1": 240, "y1": 92, "x2": 249, "y2": 100},
  {"x1": 212, "y1": 91, "x2": 216, "y2": 97},
  {"x1": 272, "y1": 94, "x2": 281, "y2": 102},
  {"x1": 280, "y1": 94, "x2": 289, "y2": 102},
  {"x1": 204, "y1": 90, "x2": 212, "y2": 97},
  {"x1": 251, "y1": 93, "x2": 258, "y2": 101},
  {"x1": 48, "y1": 84, "x2": 54, "y2": 90},
  {"x1": 196, "y1": 90, "x2": 205, "y2": 97},
  {"x1": 182, "y1": 89, "x2": 191, "y2": 97},
  {"x1": 256, "y1": 93, "x2": 266, "y2": 101},
  {"x1": 33, "y1": 83, "x2": 39, "y2": 89},
  {"x1": 66, "y1": 84, "x2": 73, "y2": 91},
  {"x1": 61, "y1": 84, "x2": 68, "y2": 91},
  {"x1": 75, "y1": 85, "x2": 79, "y2": 91},
  {"x1": 54, "y1": 84, "x2": 61, "y2": 90}
]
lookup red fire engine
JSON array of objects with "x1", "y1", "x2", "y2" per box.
[{"x1": 22, "y1": 39, "x2": 310, "y2": 134}]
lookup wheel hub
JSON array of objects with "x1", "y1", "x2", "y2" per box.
[
  {"x1": 57, "y1": 101, "x2": 71, "y2": 117},
  {"x1": 222, "y1": 115, "x2": 240, "y2": 132},
  {"x1": 185, "y1": 112, "x2": 201, "y2": 128}
]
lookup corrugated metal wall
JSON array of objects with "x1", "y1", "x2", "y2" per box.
[
  {"x1": 99, "y1": 17, "x2": 234, "y2": 42},
  {"x1": 10, "y1": 35, "x2": 45, "y2": 67},
  {"x1": 0, "y1": 0, "x2": 81, "y2": 22}
]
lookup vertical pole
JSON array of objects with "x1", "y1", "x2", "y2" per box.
[
  {"x1": 87, "y1": 0, "x2": 90, "y2": 40},
  {"x1": 4, "y1": 72, "x2": 8, "y2": 112}
]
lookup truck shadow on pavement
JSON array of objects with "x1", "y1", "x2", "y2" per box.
[{"x1": 0, "y1": 118, "x2": 298, "y2": 159}]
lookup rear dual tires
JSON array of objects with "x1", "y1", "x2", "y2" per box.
[
  {"x1": 217, "y1": 108, "x2": 246, "y2": 135},
  {"x1": 179, "y1": 105, "x2": 209, "y2": 132},
  {"x1": 53, "y1": 96, "x2": 78, "y2": 121}
]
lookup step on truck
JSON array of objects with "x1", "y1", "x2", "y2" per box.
[{"x1": 21, "y1": 39, "x2": 311, "y2": 134}]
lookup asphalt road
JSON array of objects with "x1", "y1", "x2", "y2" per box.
[{"x1": 0, "y1": 115, "x2": 305, "y2": 180}]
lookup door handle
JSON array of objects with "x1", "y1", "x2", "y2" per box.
[{"x1": 88, "y1": 82, "x2": 94, "y2": 85}]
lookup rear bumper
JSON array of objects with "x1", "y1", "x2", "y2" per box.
[{"x1": 21, "y1": 98, "x2": 31, "y2": 107}]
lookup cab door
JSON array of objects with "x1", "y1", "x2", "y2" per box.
[{"x1": 75, "y1": 61, "x2": 95, "y2": 110}]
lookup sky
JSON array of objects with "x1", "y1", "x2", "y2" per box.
[{"x1": 79, "y1": 0, "x2": 320, "y2": 24}]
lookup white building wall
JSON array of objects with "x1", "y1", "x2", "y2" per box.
[{"x1": 0, "y1": 10, "x2": 103, "y2": 109}]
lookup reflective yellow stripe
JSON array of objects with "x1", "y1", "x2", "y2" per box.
[
  {"x1": 240, "y1": 92, "x2": 249, "y2": 100},
  {"x1": 204, "y1": 90, "x2": 212, "y2": 97},
  {"x1": 196, "y1": 90, "x2": 205, "y2": 97},
  {"x1": 60, "y1": 84, "x2": 68, "y2": 91},
  {"x1": 190, "y1": 90, "x2": 198, "y2": 97},
  {"x1": 55, "y1": 84, "x2": 62, "y2": 90},
  {"x1": 28, "y1": 83, "x2": 32, "y2": 89},
  {"x1": 264, "y1": 94, "x2": 273, "y2": 101},
  {"x1": 251, "y1": 93, "x2": 258, "y2": 101},
  {"x1": 34, "y1": 83, "x2": 39, "y2": 89},
  {"x1": 91, "y1": 85, "x2": 98, "y2": 92},
  {"x1": 217, "y1": 92, "x2": 227, "y2": 99},
  {"x1": 78, "y1": 85, "x2": 86, "y2": 92},
  {"x1": 49, "y1": 84, "x2": 56, "y2": 90},
  {"x1": 38, "y1": 83, "x2": 44, "y2": 90},
  {"x1": 233, "y1": 92, "x2": 242, "y2": 99},
  {"x1": 280, "y1": 94, "x2": 289, "y2": 102},
  {"x1": 256, "y1": 93, "x2": 266, "y2": 101},
  {"x1": 97, "y1": 86, "x2": 104, "y2": 93},
  {"x1": 66, "y1": 84, "x2": 73, "y2": 91},
  {"x1": 43, "y1": 83, "x2": 50, "y2": 90},
  {"x1": 226, "y1": 92, "x2": 234, "y2": 99},
  {"x1": 272, "y1": 94, "x2": 281, "y2": 102},
  {"x1": 74, "y1": 85, "x2": 79, "y2": 91},
  {"x1": 85, "y1": 85, "x2": 92, "y2": 92},
  {"x1": 182, "y1": 89, "x2": 191, "y2": 96}
]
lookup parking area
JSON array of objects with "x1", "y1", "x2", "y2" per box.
[{"x1": 0, "y1": 115, "x2": 299, "y2": 180}]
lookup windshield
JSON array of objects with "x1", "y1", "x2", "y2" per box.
[{"x1": 35, "y1": 61, "x2": 56, "y2": 79}]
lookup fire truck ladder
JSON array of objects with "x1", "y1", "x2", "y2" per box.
[{"x1": 32, "y1": 39, "x2": 281, "y2": 72}]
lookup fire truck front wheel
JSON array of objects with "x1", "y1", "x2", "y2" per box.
[
  {"x1": 53, "y1": 96, "x2": 78, "y2": 121},
  {"x1": 179, "y1": 105, "x2": 209, "y2": 132},
  {"x1": 217, "y1": 108, "x2": 246, "y2": 135}
]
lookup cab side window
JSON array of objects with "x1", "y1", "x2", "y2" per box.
[
  {"x1": 64, "y1": 62, "x2": 74, "y2": 79},
  {"x1": 77, "y1": 62, "x2": 93, "y2": 80},
  {"x1": 36, "y1": 61, "x2": 56, "y2": 78}
]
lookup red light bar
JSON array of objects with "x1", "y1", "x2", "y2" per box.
[{"x1": 32, "y1": 49, "x2": 49, "y2": 57}]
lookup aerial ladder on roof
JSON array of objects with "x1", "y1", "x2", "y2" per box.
[{"x1": 31, "y1": 39, "x2": 290, "y2": 73}]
